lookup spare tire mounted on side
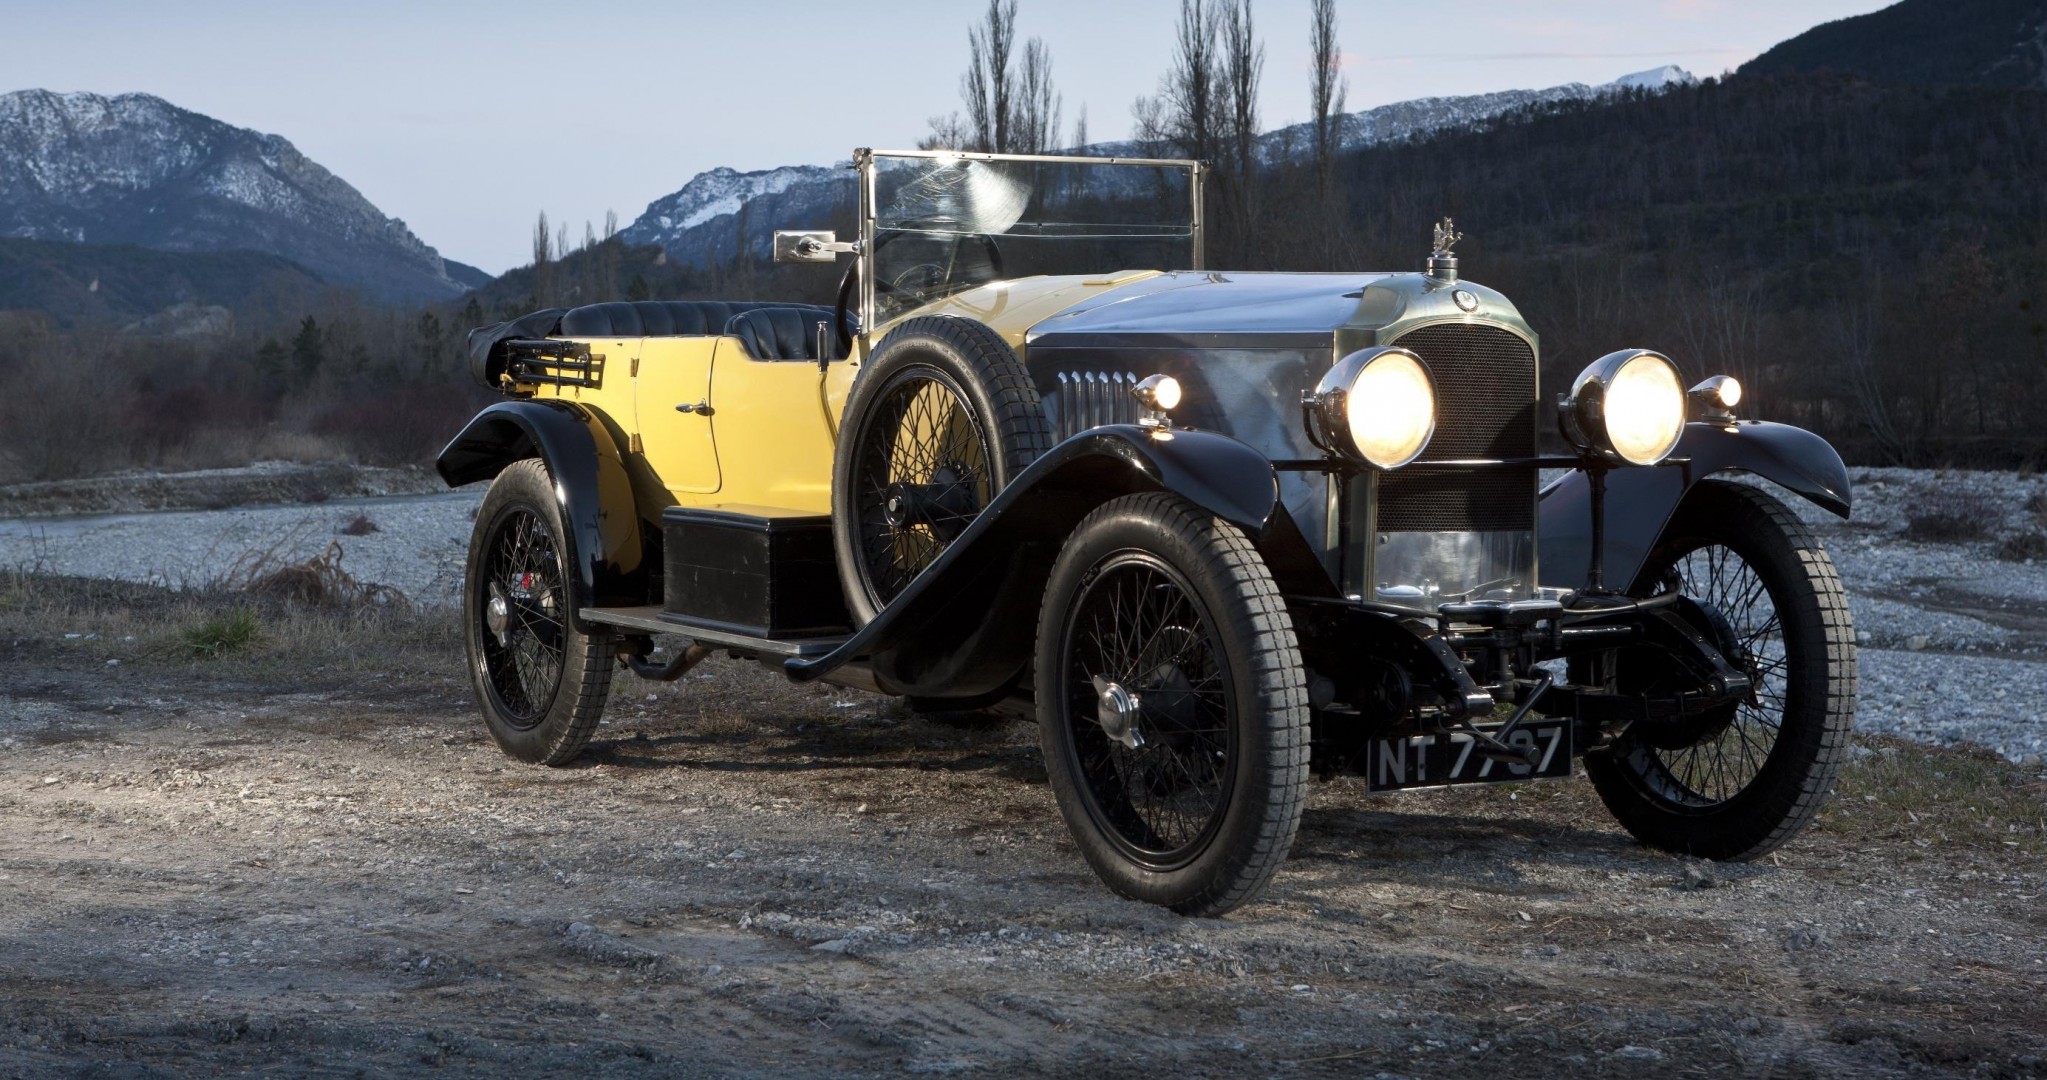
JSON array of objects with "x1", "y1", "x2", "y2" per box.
[{"x1": 831, "y1": 316, "x2": 1054, "y2": 624}]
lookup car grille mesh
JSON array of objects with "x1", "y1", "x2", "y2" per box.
[
  {"x1": 1377, "y1": 324, "x2": 1538, "y2": 533},
  {"x1": 1048, "y1": 370, "x2": 1140, "y2": 440}
]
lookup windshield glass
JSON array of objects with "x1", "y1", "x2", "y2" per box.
[{"x1": 867, "y1": 152, "x2": 1198, "y2": 324}]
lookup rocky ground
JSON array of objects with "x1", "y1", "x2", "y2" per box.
[{"x1": 0, "y1": 575, "x2": 2043, "y2": 1078}]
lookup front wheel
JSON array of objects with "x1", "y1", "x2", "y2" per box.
[
  {"x1": 1583, "y1": 479, "x2": 1856, "y2": 860},
  {"x1": 463, "y1": 459, "x2": 616, "y2": 765},
  {"x1": 1036, "y1": 493, "x2": 1310, "y2": 916}
]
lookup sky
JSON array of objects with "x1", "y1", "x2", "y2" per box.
[{"x1": 4, "y1": 0, "x2": 1895, "y2": 274}]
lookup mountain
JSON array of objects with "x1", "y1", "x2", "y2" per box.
[
  {"x1": 618, "y1": 164, "x2": 854, "y2": 269},
  {"x1": 618, "y1": 67, "x2": 1695, "y2": 268},
  {"x1": 0, "y1": 90, "x2": 473, "y2": 304},
  {"x1": 0, "y1": 234, "x2": 330, "y2": 328},
  {"x1": 1738, "y1": 0, "x2": 2047, "y2": 87}
]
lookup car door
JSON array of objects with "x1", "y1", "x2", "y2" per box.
[{"x1": 634, "y1": 336, "x2": 721, "y2": 496}]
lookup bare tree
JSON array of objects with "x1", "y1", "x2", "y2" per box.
[
  {"x1": 1163, "y1": 0, "x2": 1220, "y2": 164},
  {"x1": 964, "y1": 0, "x2": 1017, "y2": 151},
  {"x1": 531, "y1": 211, "x2": 553, "y2": 307},
  {"x1": 1072, "y1": 104, "x2": 1089, "y2": 154},
  {"x1": 1828, "y1": 269, "x2": 1905, "y2": 463},
  {"x1": 1218, "y1": 0, "x2": 1263, "y2": 260},
  {"x1": 932, "y1": 0, "x2": 1065, "y2": 153},
  {"x1": 1016, "y1": 36, "x2": 1063, "y2": 152},
  {"x1": 919, "y1": 112, "x2": 972, "y2": 151},
  {"x1": 1309, "y1": 0, "x2": 1347, "y2": 195}
]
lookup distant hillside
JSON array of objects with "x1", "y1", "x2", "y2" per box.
[
  {"x1": 0, "y1": 235, "x2": 332, "y2": 328},
  {"x1": 617, "y1": 67, "x2": 1694, "y2": 269},
  {"x1": 0, "y1": 90, "x2": 473, "y2": 304},
  {"x1": 1739, "y1": 0, "x2": 2047, "y2": 87}
]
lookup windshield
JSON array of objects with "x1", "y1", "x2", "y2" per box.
[{"x1": 864, "y1": 151, "x2": 1200, "y2": 325}]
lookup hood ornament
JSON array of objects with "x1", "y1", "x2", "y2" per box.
[{"x1": 1428, "y1": 217, "x2": 1462, "y2": 283}]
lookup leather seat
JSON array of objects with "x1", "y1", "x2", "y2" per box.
[
  {"x1": 560, "y1": 300, "x2": 759, "y2": 338},
  {"x1": 725, "y1": 305, "x2": 841, "y2": 361}
]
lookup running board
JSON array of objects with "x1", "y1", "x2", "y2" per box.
[{"x1": 578, "y1": 606, "x2": 846, "y2": 659}]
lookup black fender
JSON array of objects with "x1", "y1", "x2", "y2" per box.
[
  {"x1": 1539, "y1": 420, "x2": 1851, "y2": 593},
  {"x1": 787, "y1": 425, "x2": 1304, "y2": 699},
  {"x1": 436, "y1": 400, "x2": 645, "y2": 625}
]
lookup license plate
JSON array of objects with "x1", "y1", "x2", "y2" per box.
[{"x1": 1366, "y1": 717, "x2": 1573, "y2": 792}]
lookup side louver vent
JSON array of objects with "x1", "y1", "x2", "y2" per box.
[{"x1": 1050, "y1": 370, "x2": 1140, "y2": 440}]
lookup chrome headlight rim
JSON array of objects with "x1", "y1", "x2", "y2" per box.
[
  {"x1": 1307, "y1": 346, "x2": 1438, "y2": 470},
  {"x1": 1561, "y1": 349, "x2": 1687, "y2": 466}
]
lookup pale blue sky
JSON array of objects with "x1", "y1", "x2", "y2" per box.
[{"x1": 4, "y1": 0, "x2": 1891, "y2": 273}]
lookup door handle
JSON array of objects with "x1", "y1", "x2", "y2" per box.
[{"x1": 675, "y1": 400, "x2": 714, "y2": 416}]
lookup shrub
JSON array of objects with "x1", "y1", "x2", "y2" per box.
[
  {"x1": 1996, "y1": 531, "x2": 2047, "y2": 562},
  {"x1": 180, "y1": 608, "x2": 263, "y2": 658},
  {"x1": 338, "y1": 512, "x2": 380, "y2": 536},
  {"x1": 1903, "y1": 491, "x2": 1996, "y2": 543}
]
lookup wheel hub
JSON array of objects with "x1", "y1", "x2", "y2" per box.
[
  {"x1": 881, "y1": 465, "x2": 978, "y2": 534},
  {"x1": 486, "y1": 583, "x2": 512, "y2": 646},
  {"x1": 1091, "y1": 676, "x2": 1145, "y2": 749}
]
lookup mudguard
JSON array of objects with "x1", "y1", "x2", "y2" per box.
[
  {"x1": 786, "y1": 425, "x2": 1290, "y2": 699},
  {"x1": 1539, "y1": 420, "x2": 1851, "y2": 593},
  {"x1": 436, "y1": 400, "x2": 645, "y2": 625}
]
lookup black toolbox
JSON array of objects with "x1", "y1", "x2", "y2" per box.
[{"x1": 659, "y1": 505, "x2": 851, "y2": 639}]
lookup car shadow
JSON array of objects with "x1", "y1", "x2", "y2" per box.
[{"x1": 575, "y1": 712, "x2": 1049, "y2": 785}]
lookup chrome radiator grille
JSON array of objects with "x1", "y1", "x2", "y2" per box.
[
  {"x1": 1377, "y1": 324, "x2": 1539, "y2": 533},
  {"x1": 1048, "y1": 370, "x2": 1140, "y2": 439}
]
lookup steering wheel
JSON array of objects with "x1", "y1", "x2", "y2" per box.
[{"x1": 868, "y1": 228, "x2": 1006, "y2": 305}]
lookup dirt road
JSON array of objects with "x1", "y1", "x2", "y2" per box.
[{"x1": 2, "y1": 578, "x2": 2044, "y2": 1078}]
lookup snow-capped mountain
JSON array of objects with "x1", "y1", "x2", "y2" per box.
[
  {"x1": 621, "y1": 67, "x2": 1695, "y2": 268},
  {"x1": 618, "y1": 164, "x2": 855, "y2": 269},
  {"x1": 1254, "y1": 65, "x2": 1696, "y2": 163},
  {"x1": 0, "y1": 90, "x2": 471, "y2": 302}
]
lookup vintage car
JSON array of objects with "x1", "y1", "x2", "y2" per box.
[{"x1": 440, "y1": 149, "x2": 1855, "y2": 916}]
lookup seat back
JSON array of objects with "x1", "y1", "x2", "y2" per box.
[
  {"x1": 725, "y1": 305, "x2": 840, "y2": 362},
  {"x1": 560, "y1": 301, "x2": 760, "y2": 338}
]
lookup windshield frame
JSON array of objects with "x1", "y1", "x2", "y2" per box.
[{"x1": 855, "y1": 148, "x2": 1205, "y2": 335}]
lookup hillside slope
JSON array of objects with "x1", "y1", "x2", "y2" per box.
[
  {"x1": 0, "y1": 90, "x2": 471, "y2": 303},
  {"x1": 1739, "y1": 0, "x2": 2047, "y2": 87}
]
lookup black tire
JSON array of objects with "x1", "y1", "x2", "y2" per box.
[
  {"x1": 463, "y1": 459, "x2": 616, "y2": 765},
  {"x1": 831, "y1": 316, "x2": 1053, "y2": 624},
  {"x1": 1583, "y1": 480, "x2": 1855, "y2": 860},
  {"x1": 1035, "y1": 493, "x2": 1310, "y2": 916}
]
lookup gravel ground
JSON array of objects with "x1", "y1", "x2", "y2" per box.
[
  {"x1": 5, "y1": 465, "x2": 2044, "y2": 763},
  {"x1": 0, "y1": 591, "x2": 2041, "y2": 1078}
]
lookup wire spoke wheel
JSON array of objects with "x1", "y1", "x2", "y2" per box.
[
  {"x1": 462, "y1": 459, "x2": 614, "y2": 766},
  {"x1": 475, "y1": 507, "x2": 568, "y2": 727},
  {"x1": 1628, "y1": 543, "x2": 1787, "y2": 806},
  {"x1": 1036, "y1": 493, "x2": 1309, "y2": 916},
  {"x1": 1583, "y1": 479, "x2": 1854, "y2": 862},
  {"x1": 830, "y1": 317, "x2": 1053, "y2": 626},
  {"x1": 851, "y1": 366, "x2": 993, "y2": 605},
  {"x1": 1062, "y1": 553, "x2": 1235, "y2": 867}
]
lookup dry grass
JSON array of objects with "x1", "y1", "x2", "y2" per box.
[
  {"x1": 1822, "y1": 735, "x2": 2047, "y2": 858},
  {"x1": 1903, "y1": 490, "x2": 1998, "y2": 543},
  {"x1": 0, "y1": 570, "x2": 457, "y2": 682}
]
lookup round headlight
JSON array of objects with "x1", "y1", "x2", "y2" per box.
[
  {"x1": 1562, "y1": 350, "x2": 1685, "y2": 466},
  {"x1": 1308, "y1": 347, "x2": 1437, "y2": 469}
]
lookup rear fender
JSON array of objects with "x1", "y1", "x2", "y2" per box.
[
  {"x1": 787, "y1": 425, "x2": 1309, "y2": 699},
  {"x1": 437, "y1": 400, "x2": 645, "y2": 622},
  {"x1": 1539, "y1": 420, "x2": 1851, "y2": 592}
]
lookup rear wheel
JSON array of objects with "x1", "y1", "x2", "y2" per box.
[
  {"x1": 1036, "y1": 493, "x2": 1310, "y2": 916},
  {"x1": 1583, "y1": 480, "x2": 1855, "y2": 860},
  {"x1": 463, "y1": 459, "x2": 615, "y2": 765},
  {"x1": 831, "y1": 317, "x2": 1052, "y2": 624}
]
